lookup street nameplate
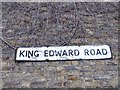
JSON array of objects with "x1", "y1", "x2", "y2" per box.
[{"x1": 16, "y1": 45, "x2": 112, "y2": 61}]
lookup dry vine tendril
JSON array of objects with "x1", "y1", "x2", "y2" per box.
[{"x1": 2, "y1": 2, "x2": 117, "y2": 50}]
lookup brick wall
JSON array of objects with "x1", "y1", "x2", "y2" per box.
[{"x1": 1, "y1": 2, "x2": 119, "y2": 88}]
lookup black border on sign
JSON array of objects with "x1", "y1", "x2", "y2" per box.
[
  {"x1": 14, "y1": 47, "x2": 19, "y2": 62},
  {"x1": 14, "y1": 47, "x2": 113, "y2": 62},
  {"x1": 2, "y1": 2, "x2": 119, "y2": 90}
]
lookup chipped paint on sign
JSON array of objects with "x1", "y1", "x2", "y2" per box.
[{"x1": 16, "y1": 45, "x2": 112, "y2": 61}]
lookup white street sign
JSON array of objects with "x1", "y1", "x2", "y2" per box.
[{"x1": 16, "y1": 45, "x2": 112, "y2": 61}]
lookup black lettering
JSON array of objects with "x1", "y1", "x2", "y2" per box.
[
  {"x1": 49, "y1": 50, "x2": 54, "y2": 56},
  {"x1": 84, "y1": 49, "x2": 89, "y2": 55},
  {"x1": 102, "y1": 49, "x2": 107, "y2": 55},
  {"x1": 62, "y1": 50, "x2": 68, "y2": 56},
  {"x1": 28, "y1": 50, "x2": 33, "y2": 58},
  {"x1": 44, "y1": 50, "x2": 48, "y2": 57},
  {"x1": 26, "y1": 50, "x2": 27, "y2": 57},
  {"x1": 90, "y1": 49, "x2": 95, "y2": 55},
  {"x1": 19, "y1": 50, "x2": 25, "y2": 57},
  {"x1": 34, "y1": 50, "x2": 39, "y2": 57},
  {"x1": 55, "y1": 50, "x2": 62, "y2": 56},
  {"x1": 74, "y1": 49, "x2": 79, "y2": 56},
  {"x1": 69, "y1": 49, "x2": 73, "y2": 56},
  {"x1": 96, "y1": 49, "x2": 102, "y2": 55}
]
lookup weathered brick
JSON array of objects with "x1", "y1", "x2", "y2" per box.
[{"x1": 1, "y1": 2, "x2": 118, "y2": 88}]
